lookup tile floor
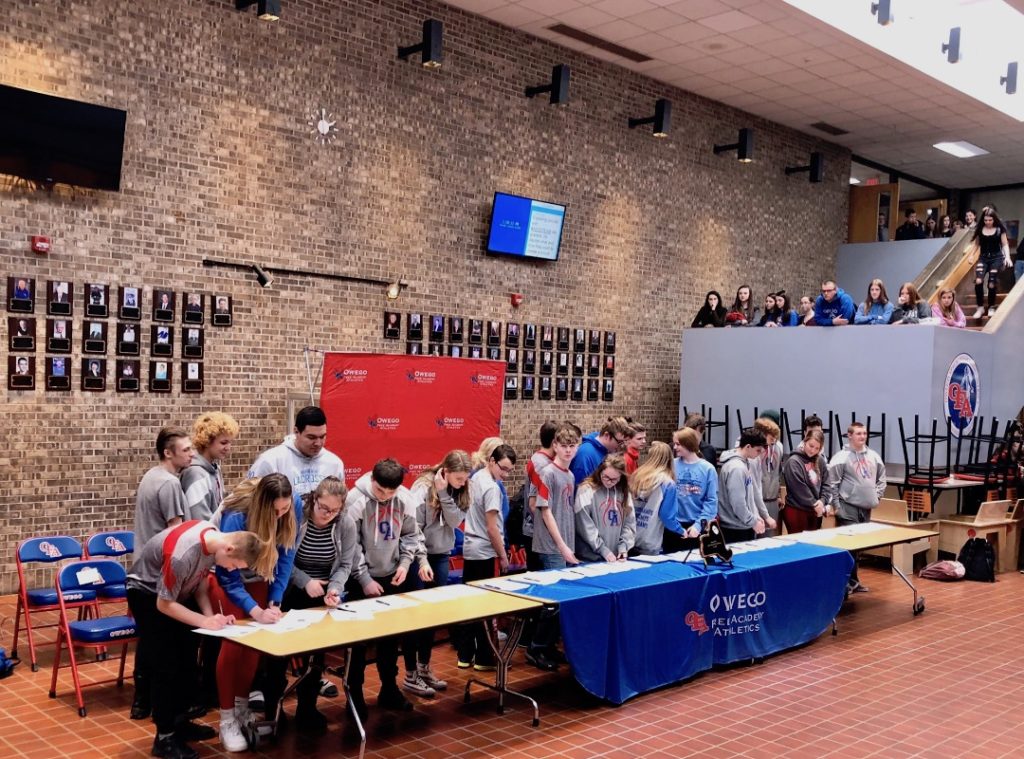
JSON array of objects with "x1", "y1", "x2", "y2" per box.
[{"x1": 2, "y1": 563, "x2": 1024, "y2": 758}]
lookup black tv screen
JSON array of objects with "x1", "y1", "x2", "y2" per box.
[
  {"x1": 486, "y1": 191, "x2": 566, "y2": 261},
  {"x1": 0, "y1": 85, "x2": 127, "y2": 191}
]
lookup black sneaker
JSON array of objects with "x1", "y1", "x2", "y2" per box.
[
  {"x1": 319, "y1": 678, "x2": 339, "y2": 698},
  {"x1": 131, "y1": 700, "x2": 152, "y2": 721},
  {"x1": 151, "y1": 734, "x2": 198, "y2": 759},
  {"x1": 524, "y1": 649, "x2": 559, "y2": 672},
  {"x1": 174, "y1": 721, "x2": 216, "y2": 742},
  {"x1": 377, "y1": 685, "x2": 414, "y2": 712},
  {"x1": 182, "y1": 703, "x2": 209, "y2": 721}
]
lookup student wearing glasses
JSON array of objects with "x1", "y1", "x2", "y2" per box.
[
  {"x1": 568, "y1": 417, "x2": 633, "y2": 486},
  {"x1": 574, "y1": 454, "x2": 635, "y2": 562},
  {"x1": 455, "y1": 444, "x2": 515, "y2": 671},
  {"x1": 265, "y1": 476, "x2": 356, "y2": 731},
  {"x1": 813, "y1": 280, "x2": 855, "y2": 326}
]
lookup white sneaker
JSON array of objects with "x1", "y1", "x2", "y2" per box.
[
  {"x1": 417, "y1": 664, "x2": 448, "y2": 691},
  {"x1": 220, "y1": 716, "x2": 249, "y2": 752},
  {"x1": 402, "y1": 671, "x2": 436, "y2": 698},
  {"x1": 988, "y1": 307, "x2": 996, "y2": 316},
  {"x1": 497, "y1": 630, "x2": 508, "y2": 643},
  {"x1": 247, "y1": 690, "x2": 264, "y2": 712},
  {"x1": 972, "y1": 307, "x2": 984, "y2": 319}
]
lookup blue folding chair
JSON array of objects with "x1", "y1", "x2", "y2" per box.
[
  {"x1": 84, "y1": 531, "x2": 134, "y2": 604},
  {"x1": 13, "y1": 536, "x2": 95, "y2": 671},
  {"x1": 48, "y1": 560, "x2": 138, "y2": 717}
]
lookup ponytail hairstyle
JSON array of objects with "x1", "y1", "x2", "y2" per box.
[
  {"x1": 414, "y1": 449, "x2": 473, "y2": 513},
  {"x1": 301, "y1": 475, "x2": 348, "y2": 524},
  {"x1": 224, "y1": 473, "x2": 296, "y2": 579},
  {"x1": 630, "y1": 441, "x2": 674, "y2": 500},
  {"x1": 585, "y1": 454, "x2": 632, "y2": 514}
]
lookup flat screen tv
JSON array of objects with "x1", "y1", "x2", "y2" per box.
[
  {"x1": 0, "y1": 84, "x2": 127, "y2": 191},
  {"x1": 486, "y1": 191, "x2": 566, "y2": 261}
]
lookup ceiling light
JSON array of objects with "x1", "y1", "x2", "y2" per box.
[{"x1": 933, "y1": 140, "x2": 989, "y2": 158}]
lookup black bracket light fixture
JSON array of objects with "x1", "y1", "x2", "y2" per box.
[
  {"x1": 870, "y1": 0, "x2": 893, "y2": 26},
  {"x1": 398, "y1": 19, "x2": 443, "y2": 69},
  {"x1": 713, "y1": 128, "x2": 755, "y2": 162},
  {"x1": 1002, "y1": 62, "x2": 1018, "y2": 94},
  {"x1": 785, "y1": 152, "x2": 825, "y2": 183},
  {"x1": 525, "y1": 64, "x2": 571, "y2": 105},
  {"x1": 942, "y1": 27, "x2": 961, "y2": 63},
  {"x1": 628, "y1": 99, "x2": 672, "y2": 137},
  {"x1": 235, "y1": 0, "x2": 280, "y2": 21},
  {"x1": 202, "y1": 258, "x2": 408, "y2": 298}
]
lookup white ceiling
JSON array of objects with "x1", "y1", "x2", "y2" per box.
[{"x1": 443, "y1": 0, "x2": 1024, "y2": 190}]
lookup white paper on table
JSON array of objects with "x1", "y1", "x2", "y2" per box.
[
  {"x1": 329, "y1": 608, "x2": 375, "y2": 622},
  {"x1": 193, "y1": 624, "x2": 260, "y2": 638},
  {"x1": 371, "y1": 595, "x2": 421, "y2": 611},
  {"x1": 606, "y1": 561, "x2": 648, "y2": 573},
  {"x1": 571, "y1": 563, "x2": 615, "y2": 577},
  {"x1": 420, "y1": 584, "x2": 489, "y2": 602},
  {"x1": 545, "y1": 569, "x2": 585, "y2": 581},
  {"x1": 631, "y1": 554, "x2": 672, "y2": 563},
  {"x1": 514, "y1": 572, "x2": 562, "y2": 586},
  {"x1": 477, "y1": 577, "x2": 532, "y2": 593},
  {"x1": 285, "y1": 609, "x2": 328, "y2": 624}
]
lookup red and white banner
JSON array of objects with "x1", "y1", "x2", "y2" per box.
[{"x1": 320, "y1": 353, "x2": 505, "y2": 487}]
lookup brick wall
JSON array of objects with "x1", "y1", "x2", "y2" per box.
[{"x1": 0, "y1": 0, "x2": 848, "y2": 592}]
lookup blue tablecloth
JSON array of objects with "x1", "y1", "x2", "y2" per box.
[{"x1": 511, "y1": 542, "x2": 853, "y2": 703}]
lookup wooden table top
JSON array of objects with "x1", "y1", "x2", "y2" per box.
[
  {"x1": 217, "y1": 585, "x2": 543, "y2": 658},
  {"x1": 780, "y1": 524, "x2": 938, "y2": 552}
]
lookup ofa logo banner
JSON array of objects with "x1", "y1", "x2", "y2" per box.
[{"x1": 944, "y1": 353, "x2": 979, "y2": 437}]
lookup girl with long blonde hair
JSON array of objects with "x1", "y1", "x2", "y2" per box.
[{"x1": 629, "y1": 441, "x2": 682, "y2": 555}]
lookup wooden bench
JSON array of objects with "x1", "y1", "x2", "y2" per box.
[
  {"x1": 937, "y1": 500, "x2": 1023, "y2": 573},
  {"x1": 866, "y1": 498, "x2": 939, "y2": 575}
]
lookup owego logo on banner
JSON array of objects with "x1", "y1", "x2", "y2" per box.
[
  {"x1": 336, "y1": 368, "x2": 368, "y2": 383},
  {"x1": 406, "y1": 369, "x2": 436, "y2": 385},
  {"x1": 368, "y1": 416, "x2": 400, "y2": 431},
  {"x1": 435, "y1": 417, "x2": 465, "y2": 431},
  {"x1": 470, "y1": 372, "x2": 498, "y2": 387},
  {"x1": 688, "y1": 591, "x2": 767, "y2": 637},
  {"x1": 944, "y1": 353, "x2": 979, "y2": 438}
]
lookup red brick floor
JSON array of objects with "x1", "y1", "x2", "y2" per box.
[{"x1": 3, "y1": 564, "x2": 1024, "y2": 758}]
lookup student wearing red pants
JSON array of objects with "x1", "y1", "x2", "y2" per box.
[
  {"x1": 209, "y1": 474, "x2": 299, "y2": 752},
  {"x1": 781, "y1": 429, "x2": 827, "y2": 534}
]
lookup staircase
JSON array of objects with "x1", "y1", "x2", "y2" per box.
[{"x1": 955, "y1": 272, "x2": 1015, "y2": 331}]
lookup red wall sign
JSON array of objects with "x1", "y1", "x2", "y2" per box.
[{"x1": 320, "y1": 353, "x2": 505, "y2": 487}]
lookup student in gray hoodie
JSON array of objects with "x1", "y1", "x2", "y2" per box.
[
  {"x1": 824, "y1": 422, "x2": 886, "y2": 591},
  {"x1": 247, "y1": 406, "x2": 344, "y2": 498},
  {"x1": 181, "y1": 411, "x2": 239, "y2": 521},
  {"x1": 717, "y1": 428, "x2": 770, "y2": 544},
  {"x1": 574, "y1": 454, "x2": 635, "y2": 561},
  {"x1": 344, "y1": 459, "x2": 430, "y2": 718},
  {"x1": 403, "y1": 450, "x2": 472, "y2": 698}
]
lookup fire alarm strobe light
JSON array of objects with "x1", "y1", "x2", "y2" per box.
[
  {"x1": 31, "y1": 235, "x2": 51, "y2": 254},
  {"x1": 510, "y1": 293, "x2": 524, "y2": 308}
]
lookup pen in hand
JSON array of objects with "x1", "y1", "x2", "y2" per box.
[{"x1": 218, "y1": 600, "x2": 234, "y2": 625}]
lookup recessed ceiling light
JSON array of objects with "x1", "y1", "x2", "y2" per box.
[
  {"x1": 849, "y1": 177, "x2": 861, "y2": 184},
  {"x1": 933, "y1": 140, "x2": 990, "y2": 158}
]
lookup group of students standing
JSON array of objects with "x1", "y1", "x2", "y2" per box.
[{"x1": 122, "y1": 405, "x2": 884, "y2": 759}]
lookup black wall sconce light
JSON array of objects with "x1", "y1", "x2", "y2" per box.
[
  {"x1": 398, "y1": 19, "x2": 443, "y2": 69},
  {"x1": 235, "y1": 0, "x2": 280, "y2": 21},
  {"x1": 785, "y1": 152, "x2": 825, "y2": 183},
  {"x1": 525, "y1": 64, "x2": 571, "y2": 105},
  {"x1": 628, "y1": 99, "x2": 671, "y2": 137},
  {"x1": 871, "y1": 0, "x2": 893, "y2": 26},
  {"x1": 942, "y1": 27, "x2": 961, "y2": 63},
  {"x1": 253, "y1": 264, "x2": 273, "y2": 288},
  {"x1": 713, "y1": 128, "x2": 754, "y2": 162},
  {"x1": 1002, "y1": 62, "x2": 1017, "y2": 94}
]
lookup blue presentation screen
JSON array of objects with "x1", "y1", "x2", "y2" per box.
[{"x1": 486, "y1": 192, "x2": 566, "y2": 261}]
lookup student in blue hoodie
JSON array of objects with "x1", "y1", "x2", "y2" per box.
[
  {"x1": 568, "y1": 417, "x2": 632, "y2": 486},
  {"x1": 670, "y1": 428, "x2": 719, "y2": 550},
  {"x1": 853, "y1": 279, "x2": 894, "y2": 325},
  {"x1": 813, "y1": 280, "x2": 855, "y2": 326}
]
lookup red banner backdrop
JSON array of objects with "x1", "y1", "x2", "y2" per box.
[{"x1": 320, "y1": 353, "x2": 505, "y2": 488}]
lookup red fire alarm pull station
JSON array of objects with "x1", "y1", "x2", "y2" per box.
[{"x1": 31, "y1": 235, "x2": 51, "y2": 254}]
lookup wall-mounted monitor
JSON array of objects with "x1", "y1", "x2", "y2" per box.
[
  {"x1": 486, "y1": 191, "x2": 566, "y2": 261},
  {"x1": 0, "y1": 84, "x2": 127, "y2": 191}
]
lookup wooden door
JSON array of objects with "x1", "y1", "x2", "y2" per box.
[{"x1": 849, "y1": 183, "x2": 899, "y2": 243}]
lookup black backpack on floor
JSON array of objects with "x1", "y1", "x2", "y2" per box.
[{"x1": 957, "y1": 538, "x2": 996, "y2": 582}]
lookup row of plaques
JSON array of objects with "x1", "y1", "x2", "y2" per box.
[
  {"x1": 6, "y1": 277, "x2": 233, "y2": 326},
  {"x1": 503, "y1": 375, "x2": 615, "y2": 401},
  {"x1": 7, "y1": 319, "x2": 204, "y2": 358},
  {"x1": 7, "y1": 357, "x2": 204, "y2": 393}
]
